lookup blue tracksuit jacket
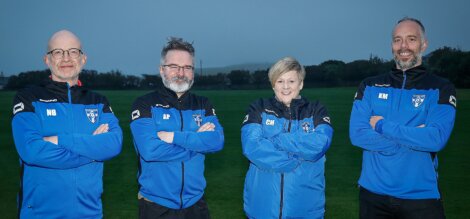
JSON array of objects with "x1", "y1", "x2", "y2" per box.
[
  {"x1": 241, "y1": 96, "x2": 333, "y2": 219},
  {"x1": 130, "y1": 86, "x2": 224, "y2": 209},
  {"x1": 349, "y1": 65, "x2": 456, "y2": 199},
  {"x1": 11, "y1": 79, "x2": 123, "y2": 218}
]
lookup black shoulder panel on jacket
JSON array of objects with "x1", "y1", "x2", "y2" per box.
[
  {"x1": 417, "y1": 73, "x2": 457, "y2": 108},
  {"x1": 131, "y1": 91, "x2": 157, "y2": 121},
  {"x1": 355, "y1": 73, "x2": 395, "y2": 100},
  {"x1": 12, "y1": 86, "x2": 38, "y2": 116},
  {"x1": 311, "y1": 101, "x2": 332, "y2": 127},
  {"x1": 72, "y1": 89, "x2": 113, "y2": 112},
  {"x1": 242, "y1": 98, "x2": 267, "y2": 126}
]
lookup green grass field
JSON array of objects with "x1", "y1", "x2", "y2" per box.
[{"x1": 1, "y1": 88, "x2": 469, "y2": 218}]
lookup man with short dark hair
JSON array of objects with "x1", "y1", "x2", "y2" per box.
[
  {"x1": 11, "y1": 30, "x2": 123, "y2": 218},
  {"x1": 349, "y1": 17, "x2": 457, "y2": 219},
  {"x1": 130, "y1": 37, "x2": 224, "y2": 219}
]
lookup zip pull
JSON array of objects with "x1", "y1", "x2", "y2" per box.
[
  {"x1": 287, "y1": 106, "x2": 292, "y2": 132},
  {"x1": 401, "y1": 71, "x2": 407, "y2": 89},
  {"x1": 67, "y1": 83, "x2": 72, "y2": 104}
]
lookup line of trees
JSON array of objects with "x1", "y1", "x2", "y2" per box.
[{"x1": 4, "y1": 47, "x2": 470, "y2": 90}]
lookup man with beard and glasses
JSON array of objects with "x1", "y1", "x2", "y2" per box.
[
  {"x1": 349, "y1": 17, "x2": 457, "y2": 219},
  {"x1": 130, "y1": 37, "x2": 224, "y2": 219}
]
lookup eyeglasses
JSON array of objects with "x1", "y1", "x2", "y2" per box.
[
  {"x1": 47, "y1": 48, "x2": 83, "y2": 59},
  {"x1": 162, "y1": 64, "x2": 194, "y2": 73}
]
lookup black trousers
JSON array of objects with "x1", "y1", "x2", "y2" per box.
[
  {"x1": 138, "y1": 197, "x2": 210, "y2": 219},
  {"x1": 359, "y1": 187, "x2": 445, "y2": 219}
]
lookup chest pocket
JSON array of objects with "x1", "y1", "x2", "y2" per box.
[
  {"x1": 36, "y1": 102, "x2": 102, "y2": 136},
  {"x1": 153, "y1": 107, "x2": 180, "y2": 131},
  {"x1": 398, "y1": 92, "x2": 430, "y2": 126},
  {"x1": 298, "y1": 118, "x2": 314, "y2": 133},
  {"x1": 76, "y1": 104, "x2": 102, "y2": 134},
  {"x1": 186, "y1": 109, "x2": 206, "y2": 131},
  {"x1": 262, "y1": 114, "x2": 283, "y2": 138},
  {"x1": 36, "y1": 102, "x2": 69, "y2": 136},
  {"x1": 370, "y1": 89, "x2": 393, "y2": 117}
]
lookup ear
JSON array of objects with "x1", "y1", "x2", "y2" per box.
[
  {"x1": 159, "y1": 65, "x2": 164, "y2": 75},
  {"x1": 421, "y1": 38, "x2": 428, "y2": 53},
  {"x1": 81, "y1": 54, "x2": 88, "y2": 65},
  {"x1": 44, "y1": 55, "x2": 50, "y2": 66},
  {"x1": 299, "y1": 80, "x2": 304, "y2": 90}
]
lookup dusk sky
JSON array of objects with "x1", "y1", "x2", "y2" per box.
[{"x1": 1, "y1": 0, "x2": 469, "y2": 76}]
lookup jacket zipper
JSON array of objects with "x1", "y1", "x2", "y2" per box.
[
  {"x1": 279, "y1": 106, "x2": 292, "y2": 219},
  {"x1": 67, "y1": 84, "x2": 78, "y2": 212},
  {"x1": 178, "y1": 98, "x2": 185, "y2": 209},
  {"x1": 279, "y1": 174, "x2": 284, "y2": 219},
  {"x1": 398, "y1": 71, "x2": 407, "y2": 110},
  {"x1": 180, "y1": 162, "x2": 185, "y2": 209}
]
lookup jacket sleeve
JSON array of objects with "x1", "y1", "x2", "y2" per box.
[
  {"x1": 376, "y1": 84, "x2": 456, "y2": 152},
  {"x1": 173, "y1": 100, "x2": 224, "y2": 153},
  {"x1": 241, "y1": 102, "x2": 300, "y2": 172},
  {"x1": 349, "y1": 82, "x2": 402, "y2": 153},
  {"x1": 130, "y1": 97, "x2": 194, "y2": 162},
  {"x1": 272, "y1": 103, "x2": 333, "y2": 161},
  {"x1": 58, "y1": 97, "x2": 123, "y2": 161},
  {"x1": 12, "y1": 93, "x2": 93, "y2": 169}
]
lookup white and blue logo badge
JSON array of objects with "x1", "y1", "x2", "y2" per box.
[
  {"x1": 302, "y1": 122, "x2": 311, "y2": 133},
  {"x1": 85, "y1": 109, "x2": 99, "y2": 123},
  {"x1": 193, "y1": 114, "x2": 202, "y2": 127},
  {"x1": 412, "y1": 95, "x2": 425, "y2": 108}
]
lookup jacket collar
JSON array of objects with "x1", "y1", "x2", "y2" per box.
[
  {"x1": 390, "y1": 65, "x2": 427, "y2": 82},
  {"x1": 271, "y1": 95, "x2": 307, "y2": 110},
  {"x1": 158, "y1": 85, "x2": 190, "y2": 100},
  {"x1": 41, "y1": 77, "x2": 85, "y2": 94}
]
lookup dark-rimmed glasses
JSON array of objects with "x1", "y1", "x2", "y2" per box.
[
  {"x1": 162, "y1": 64, "x2": 194, "y2": 73},
  {"x1": 47, "y1": 48, "x2": 83, "y2": 59}
]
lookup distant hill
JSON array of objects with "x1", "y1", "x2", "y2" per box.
[{"x1": 196, "y1": 62, "x2": 272, "y2": 75}]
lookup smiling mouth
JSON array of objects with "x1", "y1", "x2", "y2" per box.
[
  {"x1": 397, "y1": 50, "x2": 413, "y2": 57},
  {"x1": 60, "y1": 65, "x2": 74, "y2": 69}
]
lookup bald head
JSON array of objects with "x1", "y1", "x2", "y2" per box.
[
  {"x1": 47, "y1": 30, "x2": 82, "y2": 52},
  {"x1": 44, "y1": 30, "x2": 87, "y2": 86}
]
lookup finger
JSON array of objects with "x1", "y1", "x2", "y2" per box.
[
  {"x1": 102, "y1": 124, "x2": 109, "y2": 132},
  {"x1": 157, "y1": 131, "x2": 166, "y2": 139},
  {"x1": 197, "y1": 126, "x2": 206, "y2": 132},
  {"x1": 205, "y1": 123, "x2": 215, "y2": 131},
  {"x1": 200, "y1": 123, "x2": 210, "y2": 129},
  {"x1": 95, "y1": 125, "x2": 105, "y2": 134},
  {"x1": 94, "y1": 124, "x2": 108, "y2": 135},
  {"x1": 208, "y1": 123, "x2": 215, "y2": 129}
]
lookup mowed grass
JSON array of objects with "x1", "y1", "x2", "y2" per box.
[{"x1": 0, "y1": 88, "x2": 469, "y2": 218}]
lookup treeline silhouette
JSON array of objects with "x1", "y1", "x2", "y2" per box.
[{"x1": 4, "y1": 47, "x2": 470, "y2": 90}]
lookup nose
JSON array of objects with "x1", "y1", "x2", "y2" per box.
[
  {"x1": 176, "y1": 67, "x2": 185, "y2": 76},
  {"x1": 400, "y1": 39, "x2": 408, "y2": 49},
  {"x1": 62, "y1": 51, "x2": 71, "y2": 61},
  {"x1": 282, "y1": 81, "x2": 289, "y2": 89}
]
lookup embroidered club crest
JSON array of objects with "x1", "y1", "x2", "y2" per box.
[
  {"x1": 193, "y1": 114, "x2": 202, "y2": 127},
  {"x1": 85, "y1": 109, "x2": 99, "y2": 123},
  {"x1": 411, "y1": 95, "x2": 425, "y2": 108},
  {"x1": 302, "y1": 122, "x2": 311, "y2": 133}
]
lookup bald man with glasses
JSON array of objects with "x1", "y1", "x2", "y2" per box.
[{"x1": 11, "y1": 30, "x2": 123, "y2": 218}]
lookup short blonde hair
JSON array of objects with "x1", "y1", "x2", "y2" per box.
[{"x1": 268, "y1": 57, "x2": 305, "y2": 87}]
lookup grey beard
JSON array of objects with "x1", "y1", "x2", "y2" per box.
[
  {"x1": 162, "y1": 77, "x2": 194, "y2": 93},
  {"x1": 395, "y1": 53, "x2": 422, "y2": 70}
]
